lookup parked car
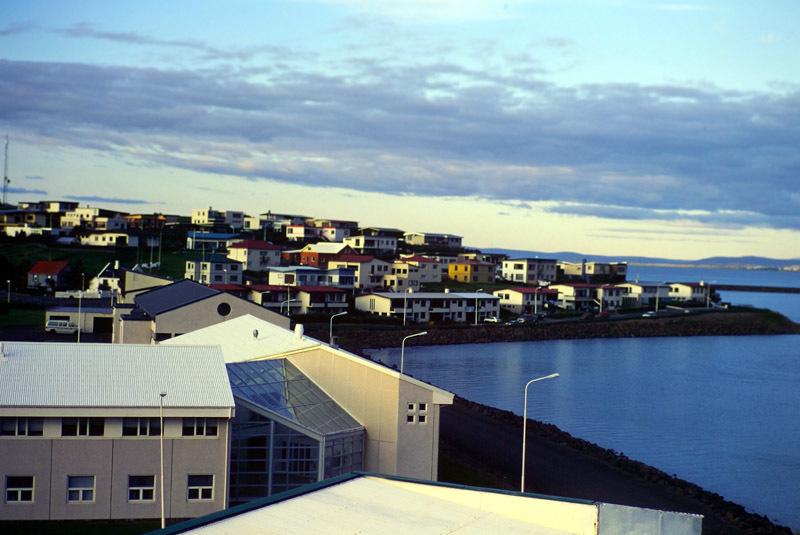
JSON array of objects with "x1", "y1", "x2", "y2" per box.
[
  {"x1": 580, "y1": 312, "x2": 593, "y2": 320},
  {"x1": 45, "y1": 320, "x2": 78, "y2": 334},
  {"x1": 642, "y1": 311, "x2": 657, "y2": 318},
  {"x1": 483, "y1": 317, "x2": 499, "y2": 323}
]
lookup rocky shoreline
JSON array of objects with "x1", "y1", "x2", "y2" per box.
[
  {"x1": 325, "y1": 309, "x2": 799, "y2": 535},
  {"x1": 323, "y1": 309, "x2": 800, "y2": 354}
]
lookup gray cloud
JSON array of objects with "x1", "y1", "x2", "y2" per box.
[
  {"x1": 0, "y1": 57, "x2": 798, "y2": 230},
  {"x1": 25, "y1": 175, "x2": 45, "y2": 180},
  {"x1": 7, "y1": 186, "x2": 47, "y2": 195},
  {"x1": 64, "y1": 195, "x2": 154, "y2": 205}
]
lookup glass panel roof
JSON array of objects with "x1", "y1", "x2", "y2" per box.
[{"x1": 227, "y1": 360, "x2": 363, "y2": 436}]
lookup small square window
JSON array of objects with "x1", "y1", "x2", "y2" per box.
[
  {"x1": 407, "y1": 403, "x2": 416, "y2": 412},
  {"x1": 406, "y1": 415, "x2": 415, "y2": 424},
  {"x1": 419, "y1": 403, "x2": 427, "y2": 412},
  {"x1": 67, "y1": 475, "x2": 95, "y2": 502},
  {"x1": 418, "y1": 414, "x2": 427, "y2": 424},
  {"x1": 128, "y1": 475, "x2": 156, "y2": 502},
  {"x1": 6, "y1": 476, "x2": 34, "y2": 502},
  {"x1": 187, "y1": 475, "x2": 213, "y2": 501}
]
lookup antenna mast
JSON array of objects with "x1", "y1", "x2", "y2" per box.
[{"x1": 2, "y1": 136, "x2": 8, "y2": 206}]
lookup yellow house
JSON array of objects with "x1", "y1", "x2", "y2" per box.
[{"x1": 447, "y1": 260, "x2": 496, "y2": 284}]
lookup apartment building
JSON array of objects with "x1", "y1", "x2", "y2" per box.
[
  {"x1": 501, "y1": 258, "x2": 558, "y2": 284},
  {"x1": 356, "y1": 291, "x2": 500, "y2": 323}
]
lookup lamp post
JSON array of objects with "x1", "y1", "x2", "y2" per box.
[
  {"x1": 329, "y1": 310, "x2": 347, "y2": 343},
  {"x1": 159, "y1": 392, "x2": 167, "y2": 529},
  {"x1": 474, "y1": 289, "x2": 484, "y2": 326},
  {"x1": 704, "y1": 280, "x2": 716, "y2": 308},
  {"x1": 280, "y1": 298, "x2": 297, "y2": 315},
  {"x1": 521, "y1": 373, "x2": 559, "y2": 492},
  {"x1": 6, "y1": 279, "x2": 9, "y2": 304},
  {"x1": 77, "y1": 291, "x2": 82, "y2": 344},
  {"x1": 403, "y1": 288, "x2": 412, "y2": 326},
  {"x1": 401, "y1": 331, "x2": 427, "y2": 374},
  {"x1": 654, "y1": 282, "x2": 667, "y2": 313}
]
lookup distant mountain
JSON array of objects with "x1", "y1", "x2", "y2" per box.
[{"x1": 478, "y1": 248, "x2": 800, "y2": 269}]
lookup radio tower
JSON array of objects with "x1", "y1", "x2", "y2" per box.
[{"x1": 2, "y1": 136, "x2": 8, "y2": 206}]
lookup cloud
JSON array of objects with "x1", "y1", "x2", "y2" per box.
[
  {"x1": 1, "y1": 57, "x2": 798, "y2": 231},
  {"x1": 298, "y1": 0, "x2": 538, "y2": 23},
  {"x1": 64, "y1": 195, "x2": 154, "y2": 205},
  {"x1": 25, "y1": 175, "x2": 45, "y2": 180},
  {"x1": 7, "y1": 186, "x2": 47, "y2": 195}
]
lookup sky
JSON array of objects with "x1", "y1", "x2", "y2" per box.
[{"x1": 1, "y1": 0, "x2": 799, "y2": 261}]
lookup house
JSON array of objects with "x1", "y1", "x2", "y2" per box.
[
  {"x1": 328, "y1": 254, "x2": 391, "y2": 289},
  {"x1": 343, "y1": 234, "x2": 398, "y2": 256},
  {"x1": 27, "y1": 261, "x2": 70, "y2": 290},
  {"x1": 191, "y1": 207, "x2": 244, "y2": 230},
  {"x1": 447, "y1": 259, "x2": 496, "y2": 284},
  {"x1": 266, "y1": 266, "x2": 356, "y2": 290},
  {"x1": 401, "y1": 255, "x2": 443, "y2": 284},
  {"x1": 549, "y1": 283, "x2": 624, "y2": 311},
  {"x1": 285, "y1": 225, "x2": 323, "y2": 241},
  {"x1": 493, "y1": 287, "x2": 560, "y2": 315},
  {"x1": 60, "y1": 206, "x2": 128, "y2": 230},
  {"x1": 501, "y1": 258, "x2": 558, "y2": 284},
  {"x1": 45, "y1": 305, "x2": 114, "y2": 335},
  {"x1": 0, "y1": 342, "x2": 235, "y2": 521},
  {"x1": 558, "y1": 260, "x2": 628, "y2": 283},
  {"x1": 246, "y1": 284, "x2": 299, "y2": 315},
  {"x1": 161, "y1": 315, "x2": 454, "y2": 503},
  {"x1": 146, "y1": 472, "x2": 702, "y2": 535},
  {"x1": 123, "y1": 214, "x2": 169, "y2": 230},
  {"x1": 295, "y1": 286, "x2": 348, "y2": 315},
  {"x1": 458, "y1": 251, "x2": 508, "y2": 267},
  {"x1": 616, "y1": 281, "x2": 671, "y2": 308},
  {"x1": 226, "y1": 240, "x2": 282, "y2": 271},
  {"x1": 185, "y1": 254, "x2": 244, "y2": 285},
  {"x1": 299, "y1": 242, "x2": 357, "y2": 268},
  {"x1": 80, "y1": 230, "x2": 160, "y2": 249},
  {"x1": 355, "y1": 291, "x2": 500, "y2": 324},
  {"x1": 404, "y1": 232, "x2": 462, "y2": 249},
  {"x1": 112, "y1": 280, "x2": 290, "y2": 343},
  {"x1": 669, "y1": 282, "x2": 712, "y2": 304},
  {"x1": 310, "y1": 218, "x2": 359, "y2": 232},
  {"x1": 381, "y1": 259, "x2": 422, "y2": 292},
  {"x1": 243, "y1": 212, "x2": 307, "y2": 232},
  {"x1": 185, "y1": 232, "x2": 243, "y2": 251}
]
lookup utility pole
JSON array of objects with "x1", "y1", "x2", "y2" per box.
[{"x1": 3, "y1": 135, "x2": 9, "y2": 206}]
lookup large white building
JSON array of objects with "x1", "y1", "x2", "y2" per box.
[
  {"x1": 0, "y1": 343, "x2": 235, "y2": 521},
  {"x1": 356, "y1": 291, "x2": 500, "y2": 324},
  {"x1": 501, "y1": 258, "x2": 558, "y2": 284}
]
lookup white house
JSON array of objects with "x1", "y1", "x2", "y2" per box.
[
  {"x1": 501, "y1": 258, "x2": 558, "y2": 284},
  {"x1": 493, "y1": 287, "x2": 559, "y2": 315},
  {"x1": 356, "y1": 291, "x2": 500, "y2": 324},
  {"x1": 226, "y1": 240, "x2": 282, "y2": 271},
  {"x1": 185, "y1": 255, "x2": 244, "y2": 285}
]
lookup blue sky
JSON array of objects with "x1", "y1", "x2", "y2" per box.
[{"x1": 2, "y1": 1, "x2": 799, "y2": 260}]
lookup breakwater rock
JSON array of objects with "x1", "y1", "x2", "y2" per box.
[{"x1": 325, "y1": 310, "x2": 799, "y2": 354}]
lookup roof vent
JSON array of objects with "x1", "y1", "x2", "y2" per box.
[
  {"x1": 0, "y1": 343, "x2": 6, "y2": 362},
  {"x1": 252, "y1": 329, "x2": 259, "y2": 341},
  {"x1": 295, "y1": 324, "x2": 304, "y2": 340}
]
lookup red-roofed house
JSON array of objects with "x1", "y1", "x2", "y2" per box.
[
  {"x1": 401, "y1": 255, "x2": 442, "y2": 284},
  {"x1": 227, "y1": 240, "x2": 283, "y2": 271},
  {"x1": 328, "y1": 254, "x2": 390, "y2": 289},
  {"x1": 299, "y1": 243, "x2": 357, "y2": 268},
  {"x1": 27, "y1": 261, "x2": 71, "y2": 289}
]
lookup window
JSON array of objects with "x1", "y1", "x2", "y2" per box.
[
  {"x1": 187, "y1": 475, "x2": 213, "y2": 500},
  {"x1": 1, "y1": 417, "x2": 43, "y2": 437},
  {"x1": 406, "y1": 401, "x2": 428, "y2": 425},
  {"x1": 122, "y1": 417, "x2": 161, "y2": 437},
  {"x1": 128, "y1": 475, "x2": 155, "y2": 502},
  {"x1": 6, "y1": 476, "x2": 34, "y2": 502},
  {"x1": 67, "y1": 476, "x2": 95, "y2": 502},
  {"x1": 62, "y1": 417, "x2": 104, "y2": 437},
  {"x1": 182, "y1": 418, "x2": 218, "y2": 437}
]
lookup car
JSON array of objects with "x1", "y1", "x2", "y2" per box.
[
  {"x1": 45, "y1": 320, "x2": 79, "y2": 334},
  {"x1": 505, "y1": 319, "x2": 524, "y2": 326},
  {"x1": 483, "y1": 317, "x2": 499, "y2": 323},
  {"x1": 580, "y1": 312, "x2": 593, "y2": 320},
  {"x1": 596, "y1": 310, "x2": 610, "y2": 318},
  {"x1": 642, "y1": 311, "x2": 657, "y2": 317}
]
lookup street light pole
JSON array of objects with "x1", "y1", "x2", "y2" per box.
[
  {"x1": 401, "y1": 331, "x2": 428, "y2": 374},
  {"x1": 474, "y1": 289, "x2": 484, "y2": 326},
  {"x1": 159, "y1": 392, "x2": 167, "y2": 529},
  {"x1": 403, "y1": 288, "x2": 412, "y2": 326},
  {"x1": 521, "y1": 373, "x2": 559, "y2": 492},
  {"x1": 329, "y1": 310, "x2": 347, "y2": 343},
  {"x1": 6, "y1": 279, "x2": 9, "y2": 304}
]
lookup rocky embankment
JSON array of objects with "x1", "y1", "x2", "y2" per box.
[{"x1": 325, "y1": 309, "x2": 800, "y2": 354}]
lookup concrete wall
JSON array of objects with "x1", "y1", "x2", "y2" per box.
[
  {"x1": 0, "y1": 418, "x2": 230, "y2": 521},
  {"x1": 289, "y1": 347, "x2": 443, "y2": 481}
]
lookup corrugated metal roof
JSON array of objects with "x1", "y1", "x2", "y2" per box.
[
  {"x1": 161, "y1": 315, "x2": 320, "y2": 362},
  {"x1": 0, "y1": 342, "x2": 234, "y2": 409}
]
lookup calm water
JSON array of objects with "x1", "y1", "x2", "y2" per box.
[{"x1": 367, "y1": 267, "x2": 800, "y2": 529}]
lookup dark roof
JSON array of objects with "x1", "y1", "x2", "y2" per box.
[
  {"x1": 134, "y1": 280, "x2": 220, "y2": 317},
  {"x1": 29, "y1": 261, "x2": 69, "y2": 275}
]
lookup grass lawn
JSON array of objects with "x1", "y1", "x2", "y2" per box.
[{"x1": 0, "y1": 306, "x2": 45, "y2": 327}]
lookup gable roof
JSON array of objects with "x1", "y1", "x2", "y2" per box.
[
  {"x1": 28, "y1": 260, "x2": 69, "y2": 275},
  {"x1": 0, "y1": 342, "x2": 233, "y2": 410},
  {"x1": 135, "y1": 279, "x2": 221, "y2": 316},
  {"x1": 301, "y1": 242, "x2": 349, "y2": 255},
  {"x1": 499, "y1": 287, "x2": 559, "y2": 295},
  {"x1": 331, "y1": 254, "x2": 376, "y2": 263}
]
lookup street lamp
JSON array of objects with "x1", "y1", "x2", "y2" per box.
[
  {"x1": 6, "y1": 279, "x2": 9, "y2": 304},
  {"x1": 654, "y1": 282, "x2": 667, "y2": 313},
  {"x1": 329, "y1": 310, "x2": 347, "y2": 343},
  {"x1": 401, "y1": 331, "x2": 427, "y2": 374},
  {"x1": 403, "y1": 288, "x2": 412, "y2": 326},
  {"x1": 280, "y1": 298, "x2": 297, "y2": 315},
  {"x1": 159, "y1": 392, "x2": 167, "y2": 529},
  {"x1": 474, "y1": 289, "x2": 484, "y2": 326},
  {"x1": 521, "y1": 373, "x2": 559, "y2": 492}
]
